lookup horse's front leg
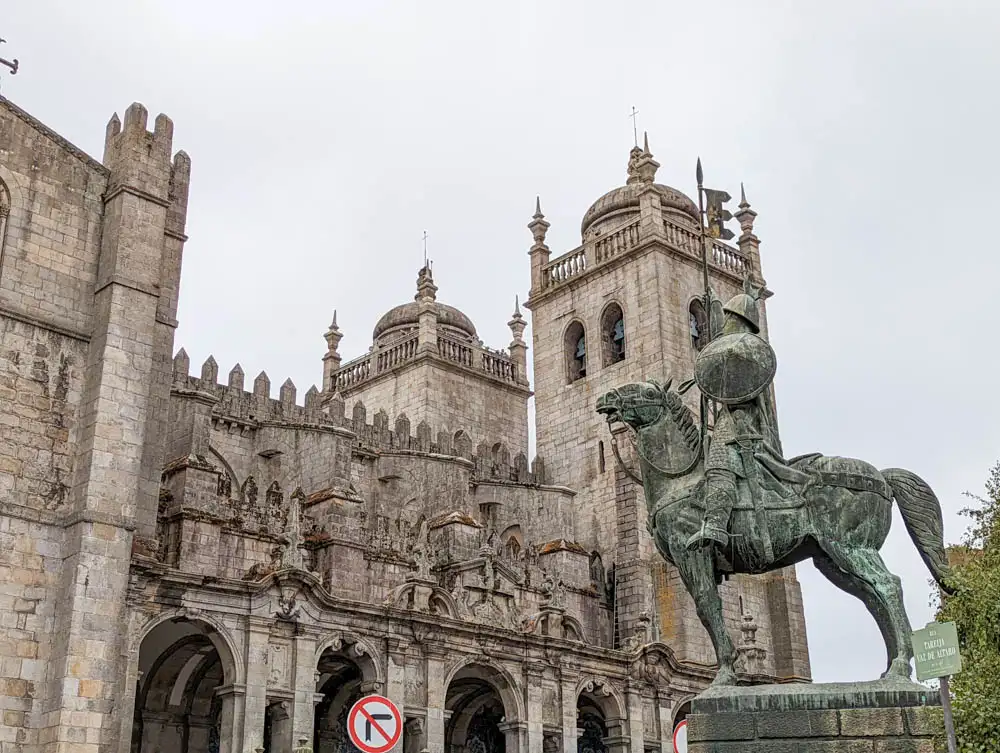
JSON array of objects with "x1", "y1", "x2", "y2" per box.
[{"x1": 675, "y1": 548, "x2": 738, "y2": 686}]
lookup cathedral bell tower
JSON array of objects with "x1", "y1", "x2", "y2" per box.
[{"x1": 523, "y1": 138, "x2": 810, "y2": 680}]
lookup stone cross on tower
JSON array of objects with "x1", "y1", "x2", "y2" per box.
[{"x1": 629, "y1": 106, "x2": 640, "y2": 147}]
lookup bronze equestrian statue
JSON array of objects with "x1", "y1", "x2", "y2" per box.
[{"x1": 597, "y1": 283, "x2": 953, "y2": 686}]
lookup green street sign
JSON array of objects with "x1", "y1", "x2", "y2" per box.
[{"x1": 913, "y1": 621, "x2": 962, "y2": 682}]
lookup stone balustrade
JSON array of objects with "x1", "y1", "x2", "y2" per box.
[
  {"x1": 333, "y1": 334, "x2": 521, "y2": 392},
  {"x1": 539, "y1": 216, "x2": 750, "y2": 293},
  {"x1": 542, "y1": 245, "x2": 587, "y2": 287},
  {"x1": 594, "y1": 219, "x2": 640, "y2": 263}
]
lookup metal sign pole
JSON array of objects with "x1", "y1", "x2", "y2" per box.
[{"x1": 939, "y1": 675, "x2": 958, "y2": 753}]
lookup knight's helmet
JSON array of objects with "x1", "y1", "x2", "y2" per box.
[{"x1": 722, "y1": 292, "x2": 761, "y2": 334}]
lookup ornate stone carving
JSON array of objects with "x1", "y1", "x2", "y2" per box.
[
  {"x1": 275, "y1": 594, "x2": 300, "y2": 622},
  {"x1": 736, "y1": 612, "x2": 767, "y2": 676},
  {"x1": 540, "y1": 571, "x2": 566, "y2": 609},
  {"x1": 621, "y1": 611, "x2": 651, "y2": 652},
  {"x1": 410, "y1": 516, "x2": 433, "y2": 580},
  {"x1": 268, "y1": 643, "x2": 290, "y2": 688}
]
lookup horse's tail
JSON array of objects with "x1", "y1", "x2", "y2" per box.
[{"x1": 882, "y1": 468, "x2": 955, "y2": 594}]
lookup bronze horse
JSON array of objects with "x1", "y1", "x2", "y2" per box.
[{"x1": 596, "y1": 378, "x2": 953, "y2": 686}]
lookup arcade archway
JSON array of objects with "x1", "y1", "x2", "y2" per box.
[
  {"x1": 132, "y1": 617, "x2": 238, "y2": 753},
  {"x1": 445, "y1": 664, "x2": 520, "y2": 753},
  {"x1": 313, "y1": 643, "x2": 376, "y2": 753},
  {"x1": 576, "y1": 696, "x2": 607, "y2": 753}
]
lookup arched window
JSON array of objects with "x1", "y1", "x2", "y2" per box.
[
  {"x1": 689, "y1": 299, "x2": 709, "y2": 352},
  {"x1": 564, "y1": 321, "x2": 587, "y2": 383},
  {"x1": 600, "y1": 303, "x2": 626, "y2": 366}
]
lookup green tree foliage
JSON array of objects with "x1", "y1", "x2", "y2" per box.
[{"x1": 935, "y1": 461, "x2": 1000, "y2": 751}]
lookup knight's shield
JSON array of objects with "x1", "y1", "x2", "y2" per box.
[{"x1": 695, "y1": 332, "x2": 776, "y2": 405}]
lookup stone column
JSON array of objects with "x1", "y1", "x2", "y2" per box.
[
  {"x1": 291, "y1": 632, "x2": 320, "y2": 749},
  {"x1": 387, "y1": 638, "x2": 409, "y2": 722},
  {"x1": 424, "y1": 647, "x2": 448, "y2": 753},
  {"x1": 625, "y1": 682, "x2": 646, "y2": 753},
  {"x1": 216, "y1": 684, "x2": 247, "y2": 753},
  {"x1": 241, "y1": 618, "x2": 272, "y2": 753},
  {"x1": 269, "y1": 702, "x2": 294, "y2": 753},
  {"x1": 115, "y1": 601, "x2": 151, "y2": 753},
  {"x1": 498, "y1": 721, "x2": 527, "y2": 753},
  {"x1": 524, "y1": 663, "x2": 545, "y2": 753},
  {"x1": 657, "y1": 700, "x2": 673, "y2": 753},
  {"x1": 558, "y1": 664, "x2": 578, "y2": 753},
  {"x1": 404, "y1": 717, "x2": 427, "y2": 753}
]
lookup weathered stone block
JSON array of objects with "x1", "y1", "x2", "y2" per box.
[
  {"x1": 805, "y1": 743, "x2": 876, "y2": 753},
  {"x1": 757, "y1": 709, "x2": 839, "y2": 737},
  {"x1": 689, "y1": 743, "x2": 801, "y2": 753},
  {"x1": 874, "y1": 741, "x2": 935, "y2": 753},
  {"x1": 686, "y1": 712, "x2": 754, "y2": 741},
  {"x1": 902, "y1": 707, "x2": 944, "y2": 736},
  {"x1": 840, "y1": 708, "x2": 904, "y2": 737}
]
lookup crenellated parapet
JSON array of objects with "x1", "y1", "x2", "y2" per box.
[
  {"x1": 171, "y1": 349, "x2": 340, "y2": 429},
  {"x1": 170, "y1": 349, "x2": 546, "y2": 484},
  {"x1": 342, "y1": 401, "x2": 546, "y2": 485}
]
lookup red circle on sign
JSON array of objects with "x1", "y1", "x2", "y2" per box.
[
  {"x1": 673, "y1": 719, "x2": 688, "y2": 753},
  {"x1": 347, "y1": 694, "x2": 402, "y2": 753}
]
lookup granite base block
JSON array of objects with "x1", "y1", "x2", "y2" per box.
[{"x1": 688, "y1": 678, "x2": 943, "y2": 752}]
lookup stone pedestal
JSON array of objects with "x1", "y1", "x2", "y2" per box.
[{"x1": 688, "y1": 678, "x2": 943, "y2": 752}]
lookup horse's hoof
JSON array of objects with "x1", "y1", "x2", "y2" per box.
[
  {"x1": 711, "y1": 668, "x2": 738, "y2": 687},
  {"x1": 880, "y1": 659, "x2": 912, "y2": 681}
]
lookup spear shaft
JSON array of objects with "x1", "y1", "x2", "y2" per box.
[{"x1": 695, "y1": 158, "x2": 712, "y2": 449}]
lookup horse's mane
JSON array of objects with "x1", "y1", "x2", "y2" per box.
[{"x1": 663, "y1": 388, "x2": 701, "y2": 453}]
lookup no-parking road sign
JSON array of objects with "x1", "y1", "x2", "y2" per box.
[
  {"x1": 347, "y1": 695, "x2": 402, "y2": 753},
  {"x1": 672, "y1": 719, "x2": 687, "y2": 753}
]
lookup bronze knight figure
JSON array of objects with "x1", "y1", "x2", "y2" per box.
[{"x1": 597, "y1": 279, "x2": 954, "y2": 686}]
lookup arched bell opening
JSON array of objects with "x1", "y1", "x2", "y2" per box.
[
  {"x1": 132, "y1": 618, "x2": 238, "y2": 753},
  {"x1": 445, "y1": 664, "x2": 521, "y2": 753},
  {"x1": 564, "y1": 321, "x2": 587, "y2": 383},
  {"x1": 599, "y1": 302, "x2": 626, "y2": 367},
  {"x1": 689, "y1": 299, "x2": 709, "y2": 352}
]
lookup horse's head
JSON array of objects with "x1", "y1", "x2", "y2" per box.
[
  {"x1": 597, "y1": 378, "x2": 703, "y2": 482},
  {"x1": 596, "y1": 378, "x2": 680, "y2": 431}
]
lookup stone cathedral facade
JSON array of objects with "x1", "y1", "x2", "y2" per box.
[{"x1": 0, "y1": 97, "x2": 811, "y2": 753}]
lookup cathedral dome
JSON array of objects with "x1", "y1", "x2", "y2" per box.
[
  {"x1": 580, "y1": 182, "x2": 700, "y2": 236},
  {"x1": 372, "y1": 264, "x2": 478, "y2": 342},
  {"x1": 373, "y1": 300, "x2": 477, "y2": 341},
  {"x1": 580, "y1": 140, "x2": 700, "y2": 237}
]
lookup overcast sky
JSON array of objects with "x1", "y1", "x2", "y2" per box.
[{"x1": 6, "y1": 1, "x2": 1000, "y2": 684}]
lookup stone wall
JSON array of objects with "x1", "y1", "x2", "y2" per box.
[
  {"x1": 0, "y1": 98, "x2": 190, "y2": 753},
  {"x1": 0, "y1": 98, "x2": 111, "y2": 753},
  {"x1": 341, "y1": 357, "x2": 531, "y2": 457}
]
